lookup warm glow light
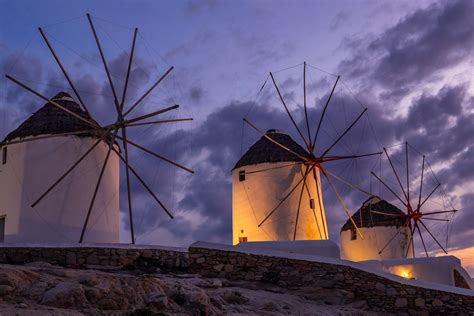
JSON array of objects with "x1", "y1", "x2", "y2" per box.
[{"x1": 400, "y1": 271, "x2": 411, "y2": 279}]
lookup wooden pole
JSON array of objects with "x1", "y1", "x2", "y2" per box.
[
  {"x1": 120, "y1": 28, "x2": 138, "y2": 111},
  {"x1": 417, "y1": 155, "x2": 425, "y2": 211},
  {"x1": 123, "y1": 66, "x2": 174, "y2": 117},
  {"x1": 303, "y1": 62, "x2": 312, "y2": 150},
  {"x1": 419, "y1": 183, "x2": 440, "y2": 208},
  {"x1": 125, "y1": 105, "x2": 179, "y2": 124},
  {"x1": 419, "y1": 219, "x2": 448, "y2": 254},
  {"x1": 322, "y1": 167, "x2": 374, "y2": 196},
  {"x1": 126, "y1": 118, "x2": 193, "y2": 127},
  {"x1": 293, "y1": 165, "x2": 310, "y2": 240},
  {"x1": 322, "y1": 151, "x2": 382, "y2": 162},
  {"x1": 299, "y1": 168, "x2": 323, "y2": 239},
  {"x1": 312, "y1": 168, "x2": 328, "y2": 239},
  {"x1": 406, "y1": 142, "x2": 411, "y2": 206},
  {"x1": 416, "y1": 223, "x2": 429, "y2": 257},
  {"x1": 383, "y1": 147, "x2": 409, "y2": 202},
  {"x1": 38, "y1": 27, "x2": 91, "y2": 116},
  {"x1": 370, "y1": 171, "x2": 407, "y2": 207},
  {"x1": 121, "y1": 127, "x2": 135, "y2": 244},
  {"x1": 405, "y1": 222, "x2": 417, "y2": 258},
  {"x1": 270, "y1": 72, "x2": 310, "y2": 149}
]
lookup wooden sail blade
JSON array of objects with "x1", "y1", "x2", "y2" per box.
[
  {"x1": 5, "y1": 75, "x2": 100, "y2": 129},
  {"x1": 86, "y1": 13, "x2": 121, "y2": 115},
  {"x1": 111, "y1": 147, "x2": 173, "y2": 219},
  {"x1": 322, "y1": 151, "x2": 383, "y2": 162},
  {"x1": 421, "y1": 209, "x2": 458, "y2": 216},
  {"x1": 383, "y1": 147, "x2": 408, "y2": 202},
  {"x1": 294, "y1": 165, "x2": 310, "y2": 240},
  {"x1": 322, "y1": 167, "x2": 374, "y2": 196},
  {"x1": 38, "y1": 27, "x2": 91, "y2": 116},
  {"x1": 419, "y1": 183, "x2": 440, "y2": 208},
  {"x1": 320, "y1": 108, "x2": 367, "y2": 157},
  {"x1": 125, "y1": 105, "x2": 179, "y2": 124},
  {"x1": 419, "y1": 219, "x2": 448, "y2": 254},
  {"x1": 123, "y1": 66, "x2": 174, "y2": 117},
  {"x1": 79, "y1": 129, "x2": 119, "y2": 243},
  {"x1": 116, "y1": 135, "x2": 194, "y2": 174},
  {"x1": 370, "y1": 172, "x2": 408, "y2": 207},
  {"x1": 258, "y1": 164, "x2": 315, "y2": 227},
  {"x1": 243, "y1": 118, "x2": 310, "y2": 162},
  {"x1": 31, "y1": 127, "x2": 114, "y2": 208},
  {"x1": 270, "y1": 72, "x2": 310, "y2": 149},
  {"x1": 417, "y1": 155, "x2": 425, "y2": 211},
  {"x1": 120, "y1": 28, "x2": 138, "y2": 111},
  {"x1": 312, "y1": 75, "x2": 340, "y2": 151},
  {"x1": 416, "y1": 222, "x2": 429, "y2": 257},
  {"x1": 126, "y1": 118, "x2": 193, "y2": 127},
  {"x1": 303, "y1": 62, "x2": 312, "y2": 149},
  {"x1": 312, "y1": 168, "x2": 327, "y2": 239},
  {"x1": 321, "y1": 168, "x2": 364, "y2": 239},
  {"x1": 405, "y1": 142, "x2": 411, "y2": 206},
  {"x1": 121, "y1": 127, "x2": 135, "y2": 244}
]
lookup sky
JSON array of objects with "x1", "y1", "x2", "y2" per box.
[{"x1": 0, "y1": 0, "x2": 473, "y2": 273}]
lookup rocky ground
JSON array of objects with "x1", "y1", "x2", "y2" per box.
[{"x1": 0, "y1": 262, "x2": 377, "y2": 315}]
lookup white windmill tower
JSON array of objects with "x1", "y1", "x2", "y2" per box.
[
  {"x1": 232, "y1": 63, "x2": 382, "y2": 245},
  {"x1": 0, "y1": 14, "x2": 194, "y2": 244},
  {"x1": 0, "y1": 92, "x2": 120, "y2": 243}
]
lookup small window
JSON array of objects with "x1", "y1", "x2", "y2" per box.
[
  {"x1": 239, "y1": 170, "x2": 245, "y2": 182},
  {"x1": 350, "y1": 228, "x2": 357, "y2": 240},
  {"x1": 239, "y1": 236, "x2": 248, "y2": 242},
  {"x1": 2, "y1": 147, "x2": 6, "y2": 165},
  {"x1": 309, "y1": 198, "x2": 315, "y2": 209}
]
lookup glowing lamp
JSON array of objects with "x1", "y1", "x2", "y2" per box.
[{"x1": 400, "y1": 271, "x2": 412, "y2": 279}]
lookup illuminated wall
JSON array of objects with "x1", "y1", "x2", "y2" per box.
[
  {"x1": 232, "y1": 161, "x2": 327, "y2": 245},
  {"x1": 340, "y1": 225, "x2": 413, "y2": 261},
  {"x1": 0, "y1": 135, "x2": 120, "y2": 243}
]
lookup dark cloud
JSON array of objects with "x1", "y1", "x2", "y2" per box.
[{"x1": 330, "y1": 12, "x2": 349, "y2": 31}]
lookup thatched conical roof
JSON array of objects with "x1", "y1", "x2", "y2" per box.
[
  {"x1": 233, "y1": 129, "x2": 309, "y2": 170},
  {"x1": 341, "y1": 197, "x2": 407, "y2": 232},
  {"x1": 3, "y1": 92, "x2": 104, "y2": 142}
]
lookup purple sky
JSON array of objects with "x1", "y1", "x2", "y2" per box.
[{"x1": 1, "y1": 0, "x2": 473, "y2": 268}]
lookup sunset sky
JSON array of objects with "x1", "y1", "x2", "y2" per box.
[{"x1": 0, "y1": 1, "x2": 472, "y2": 274}]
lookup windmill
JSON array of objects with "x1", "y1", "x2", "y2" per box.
[
  {"x1": 0, "y1": 14, "x2": 193, "y2": 244},
  {"x1": 233, "y1": 62, "x2": 382, "y2": 244},
  {"x1": 370, "y1": 142, "x2": 458, "y2": 257}
]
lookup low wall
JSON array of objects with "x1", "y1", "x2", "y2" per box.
[
  {"x1": 189, "y1": 242, "x2": 474, "y2": 314},
  {"x1": 0, "y1": 243, "x2": 188, "y2": 270}
]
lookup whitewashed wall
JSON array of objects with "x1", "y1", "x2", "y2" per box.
[
  {"x1": 0, "y1": 135, "x2": 119, "y2": 243},
  {"x1": 341, "y1": 225, "x2": 413, "y2": 261},
  {"x1": 232, "y1": 162, "x2": 327, "y2": 245}
]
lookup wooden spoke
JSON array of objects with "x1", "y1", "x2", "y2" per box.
[
  {"x1": 321, "y1": 168, "x2": 364, "y2": 239},
  {"x1": 243, "y1": 118, "x2": 309, "y2": 162},
  {"x1": 423, "y1": 217, "x2": 449, "y2": 222},
  {"x1": 383, "y1": 147, "x2": 408, "y2": 202},
  {"x1": 126, "y1": 118, "x2": 193, "y2": 127},
  {"x1": 322, "y1": 167, "x2": 374, "y2": 196},
  {"x1": 417, "y1": 155, "x2": 425, "y2": 211},
  {"x1": 116, "y1": 135, "x2": 194, "y2": 174},
  {"x1": 370, "y1": 210, "x2": 403, "y2": 217},
  {"x1": 419, "y1": 183, "x2": 440, "y2": 208},
  {"x1": 299, "y1": 168, "x2": 323, "y2": 239},
  {"x1": 111, "y1": 147, "x2": 173, "y2": 219},
  {"x1": 312, "y1": 75, "x2": 340, "y2": 151},
  {"x1": 405, "y1": 222, "x2": 417, "y2": 258},
  {"x1": 38, "y1": 27, "x2": 91, "y2": 116},
  {"x1": 270, "y1": 72, "x2": 310, "y2": 149},
  {"x1": 416, "y1": 222, "x2": 429, "y2": 257},
  {"x1": 303, "y1": 62, "x2": 312, "y2": 149},
  {"x1": 322, "y1": 151, "x2": 382, "y2": 162},
  {"x1": 120, "y1": 28, "x2": 138, "y2": 111},
  {"x1": 420, "y1": 209, "x2": 458, "y2": 216},
  {"x1": 31, "y1": 127, "x2": 114, "y2": 208},
  {"x1": 258, "y1": 164, "x2": 315, "y2": 227},
  {"x1": 5, "y1": 75, "x2": 100, "y2": 129},
  {"x1": 320, "y1": 108, "x2": 367, "y2": 157},
  {"x1": 245, "y1": 162, "x2": 302, "y2": 175},
  {"x1": 370, "y1": 172, "x2": 407, "y2": 207},
  {"x1": 294, "y1": 165, "x2": 310, "y2": 240},
  {"x1": 419, "y1": 219, "x2": 448, "y2": 254},
  {"x1": 121, "y1": 127, "x2": 135, "y2": 244},
  {"x1": 125, "y1": 105, "x2": 179, "y2": 124},
  {"x1": 312, "y1": 168, "x2": 327, "y2": 239},
  {"x1": 79, "y1": 129, "x2": 119, "y2": 243},
  {"x1": 124, "y1": 66, "x2": 174, "y2": 117},
  {"x1": 378, "y1": 221, "x2": 407, "y2": 255},
  {"x1": 1, "y1": 129, "x2": 99, "y2": 147}
]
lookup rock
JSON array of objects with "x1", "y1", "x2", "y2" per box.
[
  {"x1": 196, "y1": 257, "x2": 205, "y2": 264},
  {"x1": 406, "y1": 288, "x2": 417, "y2": 295},
  {"x1": 79, "y1": 275, "x2": 99, "y2": 286},
  {"x1": 145, "y1": 291, "x2": 168, "y2": 309},
  {"x1": 414, "y1": 298, "x2": 425, "y2": 308},
  {"x1": 213, "y1": 263, "x2": 224, "y2": 271},
  {"x1": 0, "y1": 285, "x2": 14, "y2": 296},
  {"x1": 386, "y1": 287, "x2": 398, "y2": 296},
  {"x1": 210, "y1": 279, "x2": 222, "y2": 288},
  {"x1": 18, "y1": 302, "x2": 28, "y2": 308},
  {"x1": 86, "y1": 254, "x2": 99, "y2": 265},
  {"x1": 394, "y1": 298, "x2": 408, "y2": 308},
  {"x1": 432, "y1": 298, "x2": 443, "y2": 307},
  {"x1": 224, "y1": 264, "x2": 234, "y2": 273},
  {"x1": 375, "y1": 282, "x2": 386, "y2": 291},
  {"x1": 40, "y1": 282, "x2": 87, "y2": 308},
  {"x1": 66, "y1": 252, "x2": 76, "y2": 265},
  {"x1": 223, "y1": 291, "x2": 248, "y2": 305}
]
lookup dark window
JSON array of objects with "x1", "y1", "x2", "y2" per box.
[
  {"x1": 309, "y1": 198, "x2": 315, "y2": 209},
  {"x1": 350, "y1": 228, "x2": 357, "y2": 240},
  {"x1": 2, "y1": 147, "x2": 6, "y2": 165},
  {"x1": 239, "y1": 236, "x2": 248, "y2": 242},
  {"x1": 239, "y1": 170, "x2": 245, "y2": 182}
]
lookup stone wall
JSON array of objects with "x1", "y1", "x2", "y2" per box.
[
  {"x1": 189, "y1": 243, "x2": 474, "y2": 314},
  {"x1": 0, "y1": 245, "x2": 188, "y2": 270}
]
